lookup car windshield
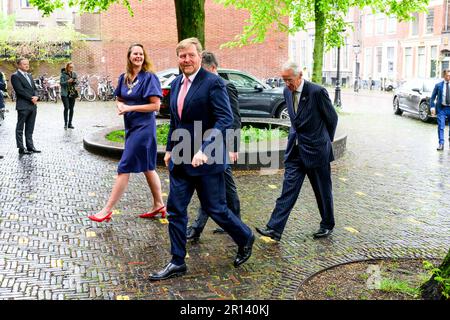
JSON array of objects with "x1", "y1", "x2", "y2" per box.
[{"x1": 423, "y1": 79, "x2": 439, "y2": 92}]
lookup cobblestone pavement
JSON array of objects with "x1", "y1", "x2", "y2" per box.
[{"x1": 0, "y1": 90, "x2": 449, "y2": 300}]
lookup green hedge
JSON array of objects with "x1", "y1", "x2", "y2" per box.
[{"x1": 106, "y1": 124, "x2": 288, "y2": 144}]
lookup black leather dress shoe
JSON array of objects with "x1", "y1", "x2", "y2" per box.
[
  {"x1": 234, "y1": 233, "x2": 254, "y2": 267},
  {"x1": 212, "y1": 227, "x2": 226, "y2": 234},
  {"x1": 186, "y1": 226, "x2": 201, "y2": 241},
  {"x1": 437, "y1": 144, "x2": 444, "y2": 151},
  {"x1": 255, "y1": 226, "x2": 281, "y2": 241},
  {"x1": 18, "y1": 149, "x2": 31, "y2": 154},
  {"x1": 0, "y1": 155, "x2": 3, "y2": 159},
  {"x1": 68, "y1": 125, "x2": 75, "y2": 129},
  {"x1": 313, "y1": 228, "x2": 333, "y2": 239},
  {"x1": 148, "y1": 262, "x2": 187, "y2": 281},
  {"x1": 27, "y1": 148, "x2": 41, "y2": 153}
]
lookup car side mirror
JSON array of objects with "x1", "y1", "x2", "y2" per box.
[
  {"x1": 254, "y1": 84, "x2": 264, "y2": 92},
  {"x1": 412, "y1": 88, "x2": 422, "y2": 94}
]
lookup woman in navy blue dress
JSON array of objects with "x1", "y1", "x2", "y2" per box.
[{"x1": 89, "y1": 44, "x2": 166, "y2": 222}]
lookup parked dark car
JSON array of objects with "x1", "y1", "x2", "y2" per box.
[
  {"x1": 393, "y1": 78, "x2": 440, "y2": 122},
  {"x1": 157, "y1": 68, "x2": 288, "y2": 119}
]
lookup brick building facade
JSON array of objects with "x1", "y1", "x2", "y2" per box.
[
  {"x1": 74, "y1": 0, "x2": 288, "y2": 82},
  {"x1": 0, "y1": 0, "x2": 288, "y2": 84}
]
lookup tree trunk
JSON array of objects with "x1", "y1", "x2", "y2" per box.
[
  {"x1": 421, "y1": 248, "x2": 450, "y2": 300},
  {"x1": 311, "y1": 0, "x2": 325, "y2": 84},
  {"x1": 174, "y1": 0, "x2": 205, "y2": 48}
]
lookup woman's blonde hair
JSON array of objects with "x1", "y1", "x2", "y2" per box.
[
  {"x1": 126, "y1": 43, "x2": 154, "y2": 84},
  {"x1": 65, "y1": 61, "x2": 74, "y2": 71}
]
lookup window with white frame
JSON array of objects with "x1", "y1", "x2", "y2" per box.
[
  {"x1": 343, "y1": 40, "x2": 349, "y2": 69},
  {"x1": 387, "y1": 16, "x2": 397, "y2": 34},
  {"x1": 387, "y1": 47, "x2": 395, "y2": 74},
  {"x1": 365, "y1": 14, "x2": 373, "y2": 36},
  {"x1": 426, "y1": 9, "x2": 434, "y2": 34},
  {"x1": 291, "y1": 40, "x2": 297, "y2": 64},
  {"x1": 301, "y1": 40, "x2": 307, "y2": 69},
  {"x1": 332, "y1": 48, "x2": 337, "y2": 68},
  {"x1": 20, "y1": 0, "x2": 31, "y2": 8},
  {"x1": 376, "y1": 47, "x2": 382, "y2": 74},
  {"x1": 405, "y1": 47, "x2": 413, "y2": 77},
  {"x1": 365, "y1": 48, "x2": 372, "y2": 78},
  {"x1": 376, "y1": 14, "x2": 384, "y2": 35},
  {"x1": 430, "y1": 45, "x2": 438, "y2": 78},
  {"x1": 411, "y1": 13, "x2": 419, "y2": 36},
  {"x1": 418, "y1": 47, "x2": 426, "y2": 78}
]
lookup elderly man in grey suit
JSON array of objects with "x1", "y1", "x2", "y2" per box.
[
  {"x1": 11, "y1": 58, "x2": 40, "y2": 155},
  {"x1": 256, "y1": 61, "x2": 338, "y2": 241}
]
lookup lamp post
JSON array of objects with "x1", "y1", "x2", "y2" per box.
[
  {"x1": 334, "y1": 46, "x2": 342, "y2": 108},
  {"x1": 353, "y1": 44, "x2": 361, "y2": 92}
]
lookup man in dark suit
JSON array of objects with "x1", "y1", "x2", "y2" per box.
[
  {"x1": 186, "y1": 50, "x2": 242, "y2": 240},
  {"x1": 11, "y1": 58, "x2": 41, "y2": 155},
  {"x1": 149, "y1": 38, "x2": 254, "y2": 281},
  {"x1": 0, "y1": 71, "x2": 5, "y2": 159},
  {"x1": 256, "y1": 61, "x2": 338, "y2": 241},
  {"x1": 430, "y1": 69, "x2": 450, "y2": 151}
]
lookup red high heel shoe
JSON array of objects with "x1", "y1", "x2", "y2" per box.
[
  {"x1": 88, "y1": 211, "x2": 113, "y2": 222},
  {"x1": 139, "y1": 206, "x2": 166, "y2": 219}
]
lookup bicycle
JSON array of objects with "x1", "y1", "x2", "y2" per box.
[
  {"x1": 77, "y1": 75, "x2": 96, "y2": 102},
  {"x1": 97, "y1": 75, "x2": 115, "y2": 101}
]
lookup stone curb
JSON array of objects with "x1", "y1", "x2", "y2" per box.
[{"x1": 83, "y1": 118, "x2": 347, "y2": 169}]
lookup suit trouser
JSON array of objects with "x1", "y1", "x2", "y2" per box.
[
  {"x1": 267, "y1": 148, "x2": 335, "y2": 234},
  {"x1": 167, "y1": 169, "x2": 251, "y2": 265},
  {"x1": 16, "y1": 108, "x2": 37, "y2": 150},
  {"x1": 190, "y1": 164, "x2": 241, "y2": 233},
  {"x1": 61, "y1": 96, "x2": 76, "y2": 125},
  {"x1": 437, "y1": 106, "x2": 450, "y2": 145}
]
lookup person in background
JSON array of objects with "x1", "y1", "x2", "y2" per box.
[
  {"x1": 430, "y1": 69, "x2": 450, "y2": 151},
  {"x1": 11, "y1": 58, "x2": 40, "y2": 155},
  {"x1": 60, "y1": 62, "x2": 78, "y2": 129},
  {"x1": 0, "y1": 71, "x2": 5, "y2": 159}
]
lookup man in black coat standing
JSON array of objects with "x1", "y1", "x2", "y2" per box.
[
  {"x1": 186, "y1": 50, "x2": 242, "y2": 241},
  {"x1": 11, "y1": 58, "x2": 40, "y2": 155},
  {"x1": 256, "y1": 61, "x2": 338, "y2": 241}
]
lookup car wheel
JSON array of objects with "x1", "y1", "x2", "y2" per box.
[
  {"x1": 418, "y1": 101, "x2": 430, "y2": 122},
  {"x1": 393, "y1": 96, "x2": 402, "y2": 115},
  {"x1": 277, "y1": 105, "x2": 290, "y2": 120}
]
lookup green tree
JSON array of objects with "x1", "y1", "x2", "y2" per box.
[
  {"x1": 28, "y1": 0, "x2": 206, "y2": 47},
  {"x1": 421, "y1": 249, "x2": 450, "y2": 300},
  {"x1": 216, "y1": 0, "x2": 429, "y2": 83}
]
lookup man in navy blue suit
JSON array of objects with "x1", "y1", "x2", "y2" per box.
[
  {"x1": 149, "y1": 38, "x2": 254, "y2": 281},
  {"x1": 256, "y1": 61, "x2": 338, "y2": 241},
  {"x1": 430, "y1": 69, "x2": 450, "y2": 151}
]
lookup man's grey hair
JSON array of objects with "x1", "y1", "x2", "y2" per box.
[
  {"x1": 176, "y1": 37, "x2": 203, "y2": 56},
  {"x1": 282, "y1": 61, "x2": 302, "y2": 76},
  {"x1": 201, "y1": 51, "x2": 219, "y2": 68}
]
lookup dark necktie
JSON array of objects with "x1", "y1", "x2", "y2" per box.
[
  {"x1": 446, "y1": 82, "x2": 450, "y2": 106},
  {"x1": 293, "y1": 91, "x2": 299, "y2": 113}
]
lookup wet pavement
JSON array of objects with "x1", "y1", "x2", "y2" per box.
[{"x1": 0, "y1": 89, "x2": 449, "y2": 300}]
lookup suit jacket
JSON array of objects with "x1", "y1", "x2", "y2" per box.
[
  {"x1": 166, "y1": 67, "x2": 234, "y2": 176},
  {"x1": 430, "y1": 81, "x2": 449, "y2": 112},
  {"x1": 224, "y1": 80, "x2": 241, "y2": 152},
  {"x1": 0, "y1": 73, "x2": 5, "y2": 108},
  {"x1": 284, "y1": 80, "x2": 338, "y2": 169},
  {"x1": 11, "y1": 71, "x2": 37, "y2": 111},
  {"x1": 60, "y1": 70, "x2": 78, "y2": 97}
]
